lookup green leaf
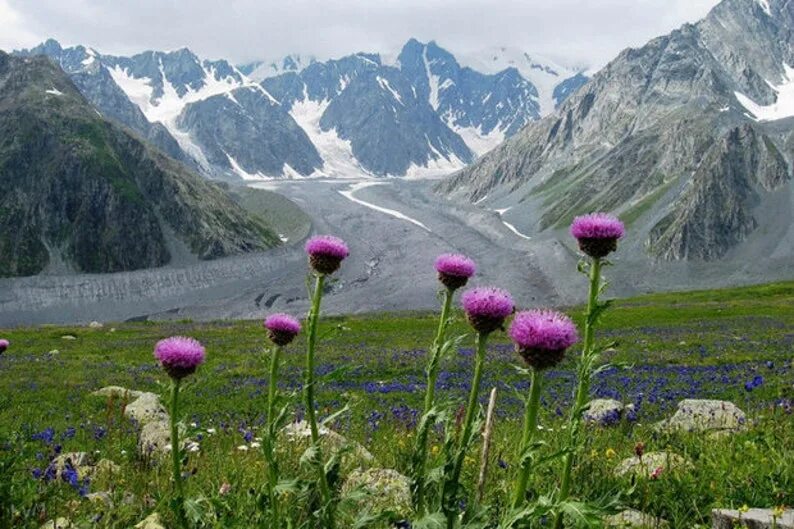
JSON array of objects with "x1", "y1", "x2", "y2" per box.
[
  {"x1": 320, "y1": 403, "x2": 351, "y2": 427},
  {"x1": 184, "y1": 496, "x2": 210, "y2": 524},
  {"x1": 410, "y1": 512, "x2": 446, "y2": 529}
]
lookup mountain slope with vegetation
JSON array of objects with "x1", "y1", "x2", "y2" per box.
[
  {"x1": 0, "y1": 52, "x2": 279, "y2": 277},
  {"x1": 437, "y1": 0, "x2": 794, "y2": 262}
]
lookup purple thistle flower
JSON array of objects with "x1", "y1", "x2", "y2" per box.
[
  {"x1": 434, "y1": 254, "x2": 476, "y2": 290},
  {"x1": 461, "y1": 287, "x2": 514, "y2": 334},
  {"x1": 509, "y1": 309, "x2": 579, "y2": 370},
  {"x1": 570, "y1": 213, "x2": 625, "y2": 258},
  {"x1": 264, "y1": 313, "x2": 301, "y2": 346},
  {"x1": 0, "y1": 339, "x2": 8, "y2": 354},
  {"x1": 305, "y1": 235, "x2": 349, "y2": 275},
  {"x1": 154, "y1": 336, "x2": 206, "y2": 380}
]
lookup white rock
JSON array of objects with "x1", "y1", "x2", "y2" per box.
[
  {"x1": 658, "y1": 399, "x2": 747, "y2": 433},
  {"x1": 135, "y1": 513, "x2": 166, "y2": 529},
  {"x1": 41, "y1": 518, "x2": 72, "y2": 529},
  {"x1": 712, "y1": 508, "x2": 794, "y2": 528},
  {"x1": 61, "y1": 335, "x2": 77, "y2": 340},
  {"x1": 52, "y1": 452, "x2": 93, "y2": 479},
  {"x1": 85, "y1": 491, "x2": 114, "y2": 508},
  {"x1": 125, "y1": 393, "x2": 168, "y2": 425},
  {"x1": 283, "y1": 420, "x2": 375, "y2": 465},
  {"x1": 91, "y1": 386, "x2": 145, "y2": 400},
  {"x1": 605, "y1": 509, "x2": 669, "y2": 527},
  {"x1": 88, "y1": 321, "x2": 104, "y2": 329},
  {"x1": 584, "y1": 399, "x2": 632, "y2": 426},
  {"x1": 614, "y1": 451, "x2": 691, "y2": 478},
  {"x1": 138, "y1": 421, "x2": 172, "y2": 459}
]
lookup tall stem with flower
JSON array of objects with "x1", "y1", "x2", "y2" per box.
[
  {"x1": 443, "y1": 287, "x2": 514, "y2": 529},
  {"x1": 303, "y1": 235, "x2": 349, "y2": 529},
  {"x1": 553, "y1": 213, "x2": 624, "y2": 529},
  {"x1": 412, "y1": 254, "x2": 476, "y2": 515},
  {"x1": 262, "y1": 313, "x2": 301, "y2": 528},
  {"x1": 154, "y1": 336, "x2": 207, "y2": 529},
  {"x1": 509, "y1": 310, "x2": 579, "y2": 509}
]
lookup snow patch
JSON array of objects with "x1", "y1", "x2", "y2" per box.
[
  {"x1": 377, "y1": 76, "x2": 403, "y2": 104},
  {"x1": 493, "y1": 207, "x2": 532, "y2": 240},
  {"x1": 289, "y1": 91, "x2": 372, "y2": 179},
  {"x1": 458, "y1": 46, "x2": 581, "y2": 116},
  {"x1": 224, "y1": 151, "x2": 271, "y2": 181},
  {"x1": 423, "y1": 46, "x2": 441, "y2": 111},
  {"x1": 453, "y1": 124, "x2": 505, "y2": 156},
  {"x1": 735, "y1": 63, "x2": 794, "y2": 122},
  {"x1": 45, "y1": 88, "x2": 64, "y2": 96},
  {"x1": 338, "y1": 182, "x2": 431, "y2": 231}
]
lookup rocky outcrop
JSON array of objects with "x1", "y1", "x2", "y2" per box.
[
  {"x1": 614, "y1": 451, "x2": 691, "y2": 478},
  {"x1": 282, "y1": 421, "x2": 375, "y2": 468},
  {"x1": 134, "y1": 513, "x2": 166, "y2": 529},
  {"x1": 123, "y1": 393, "x2": 168, "y2": 425},
  {"x1": 712, "y1": 508, "x2": 794, "y2": 528},
  {"x1": 584, "y1": 399, "x2": 634, "y2": 426},
  {"x1": 657, "y1": 399, "x2": 747, "y2": 434},
  {"x1": 604, "y1": 509, "x2": 669, "y2": 528}
]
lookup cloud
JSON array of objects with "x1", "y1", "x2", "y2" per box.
[{"x1": 4, "y1": 0, "x2": 721, "y2": 68}]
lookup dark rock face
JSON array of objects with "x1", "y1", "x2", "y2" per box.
[
  {"x1": 0, "y1": 52, "x2": 278, "y2": 277},
  {"x1": 176, "y1": 87, "x2": 323, "y2": 177},
  {"x1": 438, "y1": 0, "x2": 794, "y2": 261}
]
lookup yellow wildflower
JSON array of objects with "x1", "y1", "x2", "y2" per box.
[{"x1": 605, "y1": 448, "x2": 617, "y2": 459}]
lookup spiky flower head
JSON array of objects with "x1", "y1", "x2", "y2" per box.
[
  {"x1": 434, "y1": 253, "x2": 476, "y2": 290},
  {"x1": 509, "y1": 309, "x2": 579, "y2": 370},
  {"x1": 0, "y1": 339, "x2": 8, "y2": 354},
  {"x1": 264, "y1": 313, "x2": 301, "y2": 346},
  {"x1": 305, "y1": 235, "x2": 349, "y2": 275},
  {"x1": 461, "y1": 287, "x2": 514, "y2": 334},
  {"x1": 570, "y1": 213, "x2": 625, "y2": 259},
  {"x1": 154, "y1": 336, "x2": 206, "y2": 380}
]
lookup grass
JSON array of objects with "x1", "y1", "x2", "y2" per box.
[{"x1": 1, "y1": 280, "x2": 793, "y2": 528}]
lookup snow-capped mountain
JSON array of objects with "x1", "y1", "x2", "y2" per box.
[
  {"x1": 238, "y1": 54, "x2": 318, "y2": 82},
  {"x1": 15, "y1": 38, "x2": 588, "y2": 180},
  {"x1": 457, "y1": 47, "x2": 588, "y2": 115}
]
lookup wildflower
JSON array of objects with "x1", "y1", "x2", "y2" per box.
[
  {"x1": 773, "y1": 506, "x2": 785, "y2": 518},
  {"x1": 243, "y1": 430, "x2": 254, "y2": 443},
  {"x1": 219, "y1": 482, "x2": 232, "y2": 496},
  {"x1": 154, "y1": 336, "x2": 206, "y2": 380},
  {"x1": 634, "y1": 442, "x2": 645, "y2": 458},
  {"x1": 305, "y1": 235, "x2": 349, "y2": 275},
  {"x1": 0, "y1": 338, "x2": 8, "y2": 354},
  {"x1": 461, "y1": 287, "x2": 514, "y2": 334},
  {"x1": 434, "y1": 253, "x2": 476, "y2": 291},
  {"x1": 739, "y1": 504, "x2": 750, "y2": 514},
  {"x1": 570, "y1": 213, "x2": 625, "y2": 258},
  {"x1": 605, "y1": 448, "x2": 616, "y2": 459},
  {"x1": 509, "y1": 309, "x2": 579, "y2": 370},
  {"x1": 264, "y1": 314, "x2": 301, "y2": 346},
  {"x1": 649, "y1": 466, "x2": 664, "y2": 480},
  {"x1": 237, "y1": 445, "x2": 249, "y2": 452}
]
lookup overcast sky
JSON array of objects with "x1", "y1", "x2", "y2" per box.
[{"x1": 2, "y1": 0, "x2": 721, "y2": 69}]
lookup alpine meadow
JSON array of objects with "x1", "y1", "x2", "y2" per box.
[{"x1": 1, "y1": 1, "x2": 793, "y2": 528}]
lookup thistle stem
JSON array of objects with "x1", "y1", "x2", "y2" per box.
[
  {"x1": 554, "y1": 257, "x2": 602, "y2": 529},
  {"x1": 512, "y1": 368, "x2": 542, "y2": 509},
  {"x1": 305, "y1": 273, "x2": 334, "y2": 529},
  {"x1": 265, "y1": 345, "x2": 282, "y2": 527},
  {"x1": 412, "y1": 287, "x2": 454, "y2": 514},
  {"x1": 445, "y1": 331, "x2": 488, "y2": 529},
  {"x1": 169, "y1": 378, "x2": 187, "y2": 529}
]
